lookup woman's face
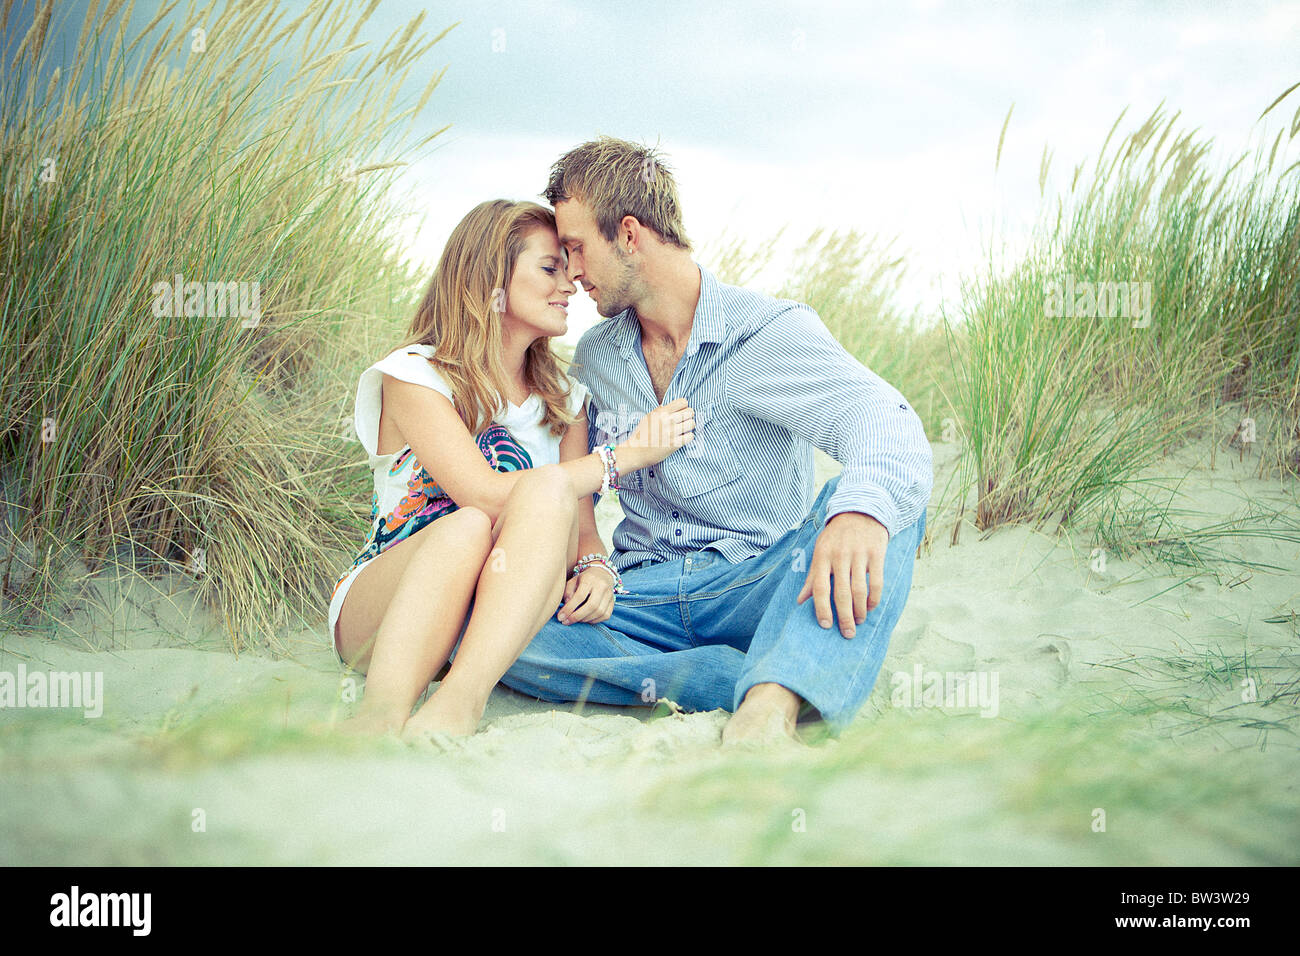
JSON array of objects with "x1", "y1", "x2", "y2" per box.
[{"x1": 501, "y1": 226, "x2": 576, "y2": 343}]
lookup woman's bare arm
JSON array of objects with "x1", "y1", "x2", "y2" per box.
[
  {"x1": 558, "y1": 400, "x2": 608, "y2": 559},
  {"x1": 382, "y1": 376, "x2": 691, "y2": 523}
]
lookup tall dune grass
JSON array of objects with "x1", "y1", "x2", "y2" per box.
[
  {"x1": 951, "y1": 94, "x2": 1300, "y2": 533},
  {"x1": 1, "y1": 0, "x2": 452, "y2": 648}
]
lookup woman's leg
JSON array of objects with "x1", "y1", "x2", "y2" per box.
[
  {"x1": 402, "y1": 465, "x2": 580, "y2": 739},
  {"x1": 335, "y1": 506, "x2": 495, "y2": 734}
]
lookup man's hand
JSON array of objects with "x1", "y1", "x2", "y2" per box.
[{"x1": 796, "y1": 511, "x2": 889, "y2": 638}]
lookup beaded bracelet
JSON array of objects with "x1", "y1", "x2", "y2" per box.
[
  {"x1": 599, "y1": 445, "x2": 616, "y2": 495},
  {"x1": 604, "y1": 444, "x2": 620, "y2": 491},
  {"x1": 595, "y1": 443, "x2": 620, "y2": 495},
  {"x1": 572, "y1": 552, "x2": 629, "y2": 594},
  {"x1": 594, "y1": 446, "x2": 610, "y2": 495}
]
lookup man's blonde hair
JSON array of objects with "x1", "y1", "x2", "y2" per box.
[{"x1": 543, "y1": 136, "x2": 691, "y2": 250}]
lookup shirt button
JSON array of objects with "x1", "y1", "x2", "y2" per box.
[
  {"x1": 648, "y1": 470, "x2": 654, "y2": 477},
  {"x1": 672, "y1": 511, "x2": 678, "y2": 518},
  {"x1": 675, "y1": 529, "x2": 682, "y2": 536}
]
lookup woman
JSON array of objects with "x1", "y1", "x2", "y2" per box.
[{"x1": 329, "y1": 199, "x2": 693, "y2": 740}]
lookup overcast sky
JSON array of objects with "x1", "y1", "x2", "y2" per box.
[{"x1": 16, "y1": 0, "x2": 1300, "y2": 338}]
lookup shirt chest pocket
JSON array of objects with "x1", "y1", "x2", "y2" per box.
[
  {"x1": 616, "y1": 462, "x2": 645, "y2": 493},
  {"x1": 657, "y1": 401, "x2": 742, "y2": 498}
]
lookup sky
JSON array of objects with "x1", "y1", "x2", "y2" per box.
[{"x1": 12, "y1": 0, "x2": 1300, "y2": 341}]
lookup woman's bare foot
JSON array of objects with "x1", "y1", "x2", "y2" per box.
[
  {"x1": 334, "y1": 707, "x2": 407, "y2": 737},
  {"x1": 400, "y1": 685, "x2": 484, "y2": 741}
]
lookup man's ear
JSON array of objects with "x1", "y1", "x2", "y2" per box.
[{"x1": 619, "y1": 214, "x2": 642, "y2": 253}]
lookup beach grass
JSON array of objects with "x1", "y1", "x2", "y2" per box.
[
  {"x1": 634, "y1": 653, "x2": 1300, "y2": 865},
  {"x1": 703, "y1": 92, "x2": 1299, "y2": 552},
  {"x1": 702, "y1": 226, "x2": 955, "y2": 441},
  {"x1": 1, "y1": 0, "x2": 451, "y2": 649},
  {"x1": 949, "y1": 97, "x2": 1300, "y2": 535}
]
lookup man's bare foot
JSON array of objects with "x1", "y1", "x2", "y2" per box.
[
  {"x1": 722, "y1": 682, "x2": 803, "y2": 748},
  {"x1": 400, "y1": 687, "x2": 483, "y2": 741}
]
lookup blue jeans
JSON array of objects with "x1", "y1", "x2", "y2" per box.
[{"x1": 495, "y1": 475, "x2": 925, "y2": 735}]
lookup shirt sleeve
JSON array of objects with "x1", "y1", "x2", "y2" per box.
[
  {"x1": 354, "y1": 348, "x2": 455, "y2": 457},
  {"x1": 723, "y1": 303, "x2": 934, "y2": 538},
  {"x1": 565, "y1": 377, "x2": 591, "y2": 420}
]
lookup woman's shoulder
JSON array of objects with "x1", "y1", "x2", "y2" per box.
[
  {"x1": 561, "y1": 369, "x2": 590, "y2": 417},
  {"x1": 352, "y1": 343, "x2": 455, "y2": 459},
  {"x1": 367, "y1": 343, "x2": 453, "y2": 400}
]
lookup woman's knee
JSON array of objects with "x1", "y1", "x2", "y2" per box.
[{"x1": 419, "y1": 505, "x2": 493, "y2": 557}]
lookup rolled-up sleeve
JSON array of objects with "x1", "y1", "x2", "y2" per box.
[{"x1": 724, "y1": 303, "x2": 934, "y2": 538}]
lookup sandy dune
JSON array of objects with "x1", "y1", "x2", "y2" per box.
[{"x1": 2, "y1": 442, "x2": 1297, "y2": 865}]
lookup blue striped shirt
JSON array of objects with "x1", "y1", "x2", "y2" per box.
[{"x1": 572, "y1": 264, "x2": 933, "y2": 573}]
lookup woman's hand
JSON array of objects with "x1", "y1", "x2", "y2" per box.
[
  {"x1": 617, "y1": 397, "x2": 695, "y2": 471},
  {"x1": 556, "y1": 567, "x2": 616, "y2": 625}
]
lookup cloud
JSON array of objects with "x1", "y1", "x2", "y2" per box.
[{"x1": 327, "y1": 0, "x2": 1300, "y2": 316}]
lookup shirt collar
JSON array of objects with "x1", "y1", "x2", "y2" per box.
[{"x1": 613, "y1": 262, "x2": 725, "y2": 356}]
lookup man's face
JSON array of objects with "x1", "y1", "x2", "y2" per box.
[{"x1": 554, "y1": 198, "x2": 637, "y2": 318}]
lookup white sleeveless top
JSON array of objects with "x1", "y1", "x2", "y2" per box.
[{"x1": 328, "y1": 343, "x2": 589, "y2": 647}]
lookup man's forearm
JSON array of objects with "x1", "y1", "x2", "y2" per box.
[{"x1": 826, "y1": 390, "x2": 934, "y2": 538}]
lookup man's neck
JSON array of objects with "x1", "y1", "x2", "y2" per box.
[{"x1": 634, "y1": 255, "x2": 701, "y2": 350}]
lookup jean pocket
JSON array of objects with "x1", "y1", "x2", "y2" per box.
[{"x1": 613, "y1": 559, "x2": 677, "y2": 604}]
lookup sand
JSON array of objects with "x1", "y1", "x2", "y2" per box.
[{"x1": 2, "y1": 438, "x2": 1298, "y2": 865}]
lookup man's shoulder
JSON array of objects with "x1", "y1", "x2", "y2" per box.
[
  {"x1": 573, "y1": 314, "x2": 627, "y2": 363},
  {"x1": 706, "y1": 268, "x2": 819, "y2": 340},
  {"x1": 568, "y1": 317, "x2": 626, "y2": 392}
]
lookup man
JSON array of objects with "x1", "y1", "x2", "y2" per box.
[{"x1": 499, "y1": 136, "x2": 933, "y2": 745}]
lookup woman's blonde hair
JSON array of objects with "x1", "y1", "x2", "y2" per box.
[{"x1": 392, "y1": 199, "x2": 581, "y2": 439}]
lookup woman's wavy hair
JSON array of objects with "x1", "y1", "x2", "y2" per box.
[{"x1": 392, "y1": 199, "x2": 581, "y2": 439}]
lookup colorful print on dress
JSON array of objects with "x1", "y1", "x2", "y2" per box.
[
  {"x1": 477, "y1": 424, "x2": 533, "y2": 471},
  {"x1": 334, "y1": 425, "x2": 536, "y2": 590}
]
